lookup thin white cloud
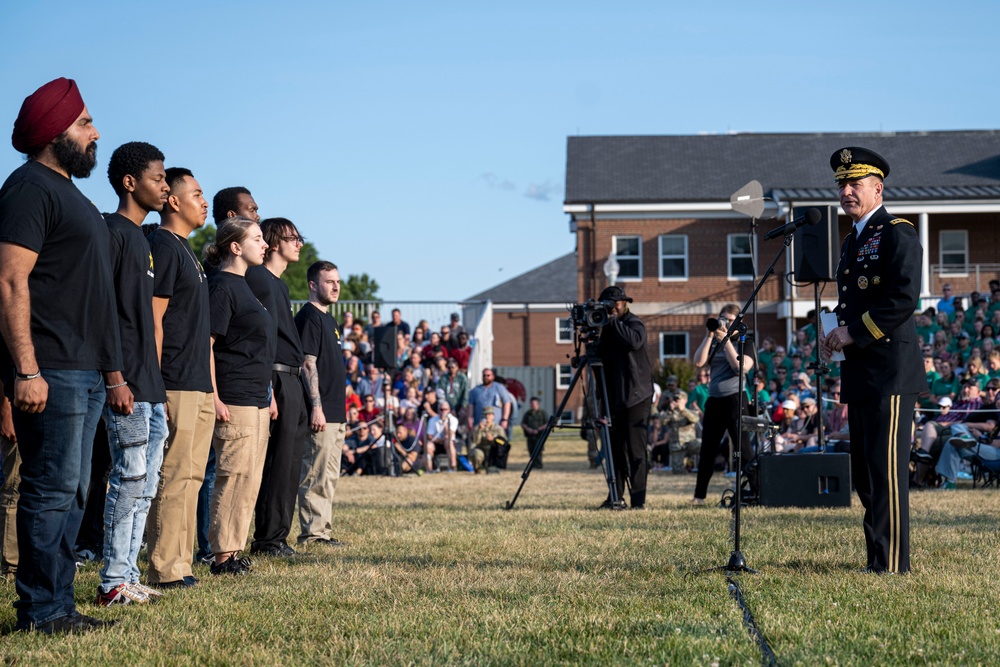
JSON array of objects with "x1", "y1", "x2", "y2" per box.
[
  {"x1": 480, "y1": 172, "x2": 516, "y2": 191},
  {"x1": 524, "y1": 179, "x2": 558, "y2": 202}
]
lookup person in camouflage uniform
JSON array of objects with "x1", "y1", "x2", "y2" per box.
[
  {"x1": 661, "y1": 390, "x2": 701, "y2": 474},
  {"x1": 469, "y1": 406, "x2": 506, "y2": 473}
]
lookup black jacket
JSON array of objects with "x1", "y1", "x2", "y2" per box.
[
  {"x1": 835, "y1": 206, "x2": 928, "y2": 402},
  {"x1": 597, "y1": 308, "x2": 654, "y2": 411}
]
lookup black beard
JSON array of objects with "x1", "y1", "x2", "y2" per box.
[{"x1": 51, "y1": 133, "x2": 97, "y2": 179}]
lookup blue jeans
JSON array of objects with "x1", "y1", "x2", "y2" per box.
[
  {"x1": 196, "y1": 447, "x2": 216, "y2": 560},
  {"x1": 13, "y1": 369, "x2": 104, "y2": 628},
  {"x1": 99, "y1": 402, "x2": 167, "y2": 591}
]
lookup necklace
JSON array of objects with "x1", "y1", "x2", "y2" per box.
[{"x1": 166, "y1": 229, "x2": 205, "y2": 283}]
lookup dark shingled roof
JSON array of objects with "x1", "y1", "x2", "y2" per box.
[
  {"x1": 565, "y1": 131, "x2": 1000, "y2": 204},
  {"x1": 467, "y1": 252, "x2": 576, "y2": 303}
]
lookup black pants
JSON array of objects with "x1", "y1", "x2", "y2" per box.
[
  {"x1": 849, "y1": 394, "x2": 915, "y2": 574},
  {"x1": 252, "y1": 370, "x2": 308, "y2": 549},
  {"x1": 608, "y1": 402, "x2": 650, "y2": 507},
  {"x1": 694, "y1": 393, "x2": 754, "y2": 500}
]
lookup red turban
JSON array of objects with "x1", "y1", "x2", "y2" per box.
[{"x1": 11, "y1": 77, "x2": 85, "y2": 155}]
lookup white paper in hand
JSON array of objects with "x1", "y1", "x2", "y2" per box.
[{"x1": 821, "y1": 311, "x2": 846, "y2": 362}]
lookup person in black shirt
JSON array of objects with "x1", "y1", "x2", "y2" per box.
[
  {"x1": 596, "y1": 285, "x2": 654, "y2": 510},
  {"x1": 145, "y1": 168, "x2": 215, "y2": 589},
  {"x1": 195, "y1": 185, "x2": 261, "y2": 565},
  {"x1": 96, "y1": 142, "x2": 171, "y2": 606},
  {"x1": 204, "y1": 218, "x2": 277, "y2": 575},
  {"x1": 0, "y1": 78, "x2": 121, "y2": 634},
  {"x1": 247, "y1": 218, "x2": 309, "y2": 558},
  {"x1": 296, "y1": 261, "x2": 348, "y2": 546}
]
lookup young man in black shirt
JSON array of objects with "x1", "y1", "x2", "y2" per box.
[
  {"x1": 247, "y1": 218, "x2": 308, "y2": 557},
  {"x1": 145, "y1": 168, "x2": 215, "y2": 589},
  {"x1": 296, "y1": 261, "x2": 348, "y2": 546},
  {"x1": 0, "y1": 78, "x2": 122, "y2": 634},
  {"x1": 96, "y1": 142, "x2": 171, "y2": 606}
]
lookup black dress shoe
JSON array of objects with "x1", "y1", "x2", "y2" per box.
[
  {"x1": 251, "y1": 542, "x2": 295, "y2": 557},
  {"x1": 156, "y1": 576, "x2": 199, "y2": 589}
]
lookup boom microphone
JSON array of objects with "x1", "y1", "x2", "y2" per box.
[{"x1": 762, "y1": 207, "x2": 822, "y2": 241}]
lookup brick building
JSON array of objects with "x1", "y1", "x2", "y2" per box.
[{"x1": 471, "y1": 131, "x2": 1000, "y2": 420}]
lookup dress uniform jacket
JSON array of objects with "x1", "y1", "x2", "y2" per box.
[{"x1": 835, "y1": 206, "x2": 928, "y2": 402}]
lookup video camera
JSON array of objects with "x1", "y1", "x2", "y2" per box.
[{"x1": 570, "y1": 298, "x2": 616, "y2": 332}]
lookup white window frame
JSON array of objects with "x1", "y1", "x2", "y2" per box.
[
  {"x1": 555, "y1": 316, "x2": 573, "y2": 344},
  {"x1": 939, "y1": 230, "x2": 969, "y2": 277},
  {"x1": 556, "y1": 363, "x2": 572, "y2": 389},
  {"x1": 612, "y1": 235, "x2": 642, "y2": 282},
  {"x1": 727, "y1": 233, "x2": 755, "y2": 280},
  {"x1": 658, "y1": 234, "x2": 688, "y2": 281},
  {"x1": 659, "y1": 332, "x2": 689, "y2": 361}
]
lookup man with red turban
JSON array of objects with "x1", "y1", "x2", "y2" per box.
[{"x1": 0, "y1": 78, "x2": 124, "y2": 634}]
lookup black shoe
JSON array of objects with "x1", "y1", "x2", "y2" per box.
[
  {"x1": 210, "y1": 554, "x2": 253, "y2": 576},
  {"x1": 251, "y1": 542, "x2": 294, "y2": 558},
  {"x1": 156, "y1": 575, "x2": 199, "y2": 590},
  {"x1": 315, "y1": 537, "x2": 345, "y2": 547},
  {"x1": 31, "y1": 613, "x2": 115, "y2": 635},
  {"x1": 597, "y1": 499, "x2": 627, "y2": 511}
]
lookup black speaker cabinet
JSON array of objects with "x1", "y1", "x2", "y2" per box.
[
  {"x1": 758, "y1": 453, "x2": 851, "y2": 508},
  {"x1": 372, "y1": 325, "x2": 398, "y2": 370},
  {"x1": 792, "y1": 206, "x2": 839, "y2": 283}
]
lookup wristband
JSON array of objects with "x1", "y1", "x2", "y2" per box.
[
  {"x1": 105, "y1": 381, "x2": 129, "y2": 390},
  {"x1": 15, "y1": 370, "x2": 41, "y2": 380}
]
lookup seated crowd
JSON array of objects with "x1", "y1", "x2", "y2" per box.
[{"x1": 654, "y1": 281, "x2": 1000, "y2": 488}]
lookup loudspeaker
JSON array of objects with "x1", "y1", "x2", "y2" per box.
[
  {"x1": 792, "y1": 206, "x2": 839, "y2": 282},
  {"x1": 758, "y1": 453, "x2": 851, "y2": 508},
  {"x1": 372, "y1": 325, "x2": 398, "y2": 370}
]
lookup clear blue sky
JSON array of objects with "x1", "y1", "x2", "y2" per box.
[{"x1": 2, "y1": 1, "x2": 997, "y2": 300}]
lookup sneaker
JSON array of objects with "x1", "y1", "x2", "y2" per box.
[
  {"x1": 957, "y1": 471, "x2": 974, "y2": 480},
  {"x1": 250, "y1": 542, "x2": 295, "y2": 558},
  {"x1": 314, "y1": 537, "x2": 345, "y2": 547},
  {"x1": 96, "y1": 582, "x2": 150, "y2": 606},
  {"x1": 155, "y1": 575, "x2": 199, "y2": 590},
  {"x1": 938, "y1": 480, "x2": 957, "y2": 490},
  {"x1": 948, "y1": 436, "x2": 976, "y2": 449},
  {"x1": 30, "y1": 613, "x2": 116, "y2": 635},
  {"x1": 197, "y1": 552, "x2": 215, "y2": 565},
  {"x1": 128, "y1": 582, "x2": 164, "y2": 600},
  {"x1": 210, "y1": 554, "x2": 253, "y2": 576}
]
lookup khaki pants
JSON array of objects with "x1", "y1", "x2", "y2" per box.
[
  {"x1": 297, "y1": 423, "x2": 346, "y2": 543},
  {"x1": 145, "y1": 390, "x2": 215, "y2": 584},
  {"x1": 209, "y1": 406, "x2": 270, "y2": 554},
  {"x1": 1, "y1": 435, "x2": 19, "y2": 574}
]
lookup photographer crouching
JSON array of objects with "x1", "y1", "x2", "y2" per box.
[
  {"x1": 690, "y1": 304, "x2": 756, "y2": 506},
  {"x1": 596, "y1": 286, "x2": 653, "y2": 510}
]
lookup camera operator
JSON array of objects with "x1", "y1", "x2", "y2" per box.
[
  {"x1": 595, "y1": 286, "x2": 653, "y2": 510},
  {"x1": 690, "y1": 304, "x2": 755, "y2": 506}
]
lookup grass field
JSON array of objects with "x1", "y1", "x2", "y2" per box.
[{"x1": 2, "y1": 433, "x2": 999, "y2": 666}]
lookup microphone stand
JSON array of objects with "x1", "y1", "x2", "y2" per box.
[{"x1": 702, "y1": 232, "x2": 794, "y2": 575}]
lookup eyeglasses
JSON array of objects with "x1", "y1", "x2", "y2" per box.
[
  {"x1": 281, "y1": 235, "x2": 306, "y2": 245},
  {"x1": 987, "y1": 387, "x2": 1000, "y2": 392}
]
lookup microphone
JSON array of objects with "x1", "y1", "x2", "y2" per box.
[{"x1": 762, "y1": 208, "x2": 822, "y2": 241}]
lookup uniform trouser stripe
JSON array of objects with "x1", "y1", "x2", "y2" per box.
[{"x1": 887, "y1": 395, "x2": 900, "y2": 573}]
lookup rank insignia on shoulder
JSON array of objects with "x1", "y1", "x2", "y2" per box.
[
  {"x1": 858, "y1": 276, "x2": 869, "y2": 289},
  {"x1": 890, "y1": 218, "x2": 914, "y2": 227},
  {"x1": 873, "y1": 276, "x2": 881, "y2": 285}
]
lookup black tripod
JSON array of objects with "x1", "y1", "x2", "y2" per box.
[{"x1": 506, "y1": 332, "x2": 623, "y2": 510}]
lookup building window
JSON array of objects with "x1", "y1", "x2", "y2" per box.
[
  {"x1": 558, "y1": 410, "x2": 575, "y2": 425},
  {"x1": 555, "y1": 316, "x2": 573, "y2": 343},
  {"x1": 612, "y1": 235, "x2": 642, "y2": 281},
  {"x1": 658, "y1": 235, "x2": 688, "y2": 281},
  {"x1": 728, "y1": 233, "x2": 754, "y2": 280},
  {"x1": 660, "y1": 332, "x2": 689, "y2": 361},
  {"x1": 556, "y1": 363, "x2": 572, "y2": 389},
  {"x1": 939, "y1": 230, "x2": 968, "y2": 276}
]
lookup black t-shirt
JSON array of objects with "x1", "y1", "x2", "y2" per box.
[
  {"x1": 245, "y1": 265, "x2": 304, "y2": 367},
  {"x1": 209, "y1": 270, "x2": 277, "y2": 408},
  {"x1": 0, "y1": 161, "x2": 122, "y2": 379},
  {"x1": 148, "y1": 227, "x2": 213, "y2": 392},
  {"x1": 106, "y1": 213, "x2": 166, "y2": 404},
  {"x1": 294, "y1": 302, "x2": 346, "y2": 423}
]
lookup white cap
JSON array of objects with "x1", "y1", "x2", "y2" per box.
[
  {"x1": 781, "y1": 399, "x2": 798, "y2": 411},
  {"x1": 938, "y1": 396, "x2": 953, "y2": 407}
]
